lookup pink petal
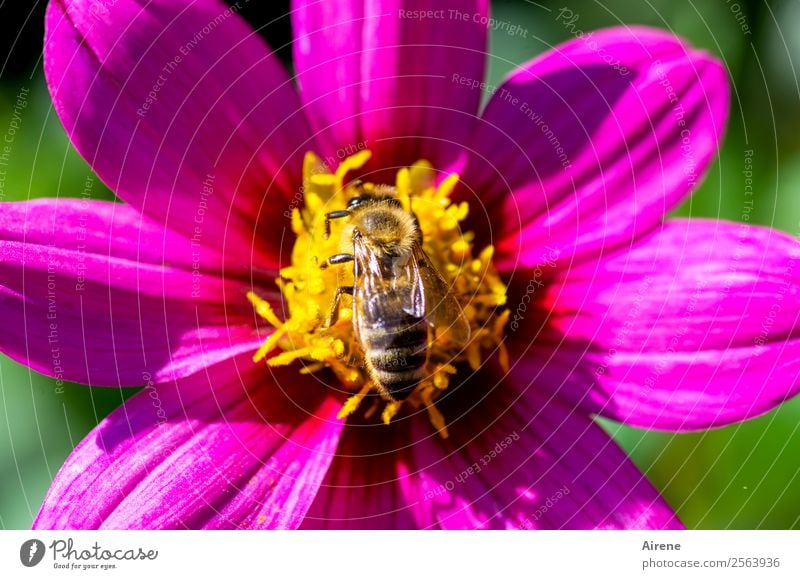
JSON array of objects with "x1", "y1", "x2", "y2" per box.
[
  {"x1": 45, "y1": 0, "x2": 314, "y2": 269},
  {"x1": 302, "y1": 372, "x2": 680, "y2": 529},
  {"x1": 456, "y1": 26, "x2": 729, "y2": 272},
  {"x1": 300, "y1": 414, "x2": 417, "y2": 529},
  {"x1": 34, "y1": 358, "x2": 343, "y2": 529},
  {"x1": 0, "y1": 198, "x2": 221, "y2": 271},
  {"x1": 292, "y1": 0, "x2": 488, "y2": 174},
  {"x1": 516, "y1": 219, "x2": 800, "y2": 430},
  {"x1": 0, "y1": 199, "x2": 271, "y2": 386}
]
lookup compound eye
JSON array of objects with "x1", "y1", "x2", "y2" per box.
[{"x1": 347, "y1": 196, "x2": 367, "y2": 209}]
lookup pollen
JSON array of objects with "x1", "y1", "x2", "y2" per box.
[{"x1": 249, "y1": 150, "x2": 508, "y2": 436}]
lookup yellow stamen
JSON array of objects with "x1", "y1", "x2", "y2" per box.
[
  {"x1": 246, "y1": 291, "x2": 283, "y2": 328},
  {"x1": 299, "y1": 362, "x2": 326, "y2": 375},
  {"x1": 335, "y1": 149, "x2": 372, "y2": 183},
  {"x1": 337, "y1": 382, "x2": 374, "y2": 420},
  {"x1": 382, "y1": 401, "x2": 402, "y2": 425},
  {"x1": 248, "y1": 150, "x2": 509, "y2": 437},
  {"x1": 253, "y1": 326, "x2": 286, "y2": 362}
]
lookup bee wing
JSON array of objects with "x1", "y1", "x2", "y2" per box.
[
  {"x1": 351, "y1": 234, "x2": 406, "y2": 333},
  {"x1": 352, "y1": 234, "x2": 470, "y2": 346},
  {"x1": 408, "y1": 243, "x2": 471, "y2": 346},
  {"x1": 352, "y1": 233, "x2": 384, "y2": 296}
]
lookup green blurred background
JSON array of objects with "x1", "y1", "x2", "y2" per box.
[{"x1": 0, "y1": 0, "x2": 798, "y2": 529}]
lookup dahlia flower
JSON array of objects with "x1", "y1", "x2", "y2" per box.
[{"x1": 1, "y1": 0, "x2": 797, "y2": 529}]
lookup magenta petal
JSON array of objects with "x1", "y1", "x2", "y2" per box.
[
  {"x1": 33, "y1": 359, "x2": 343, "y2": 529},
  {"x1": 0, "y1": 198, "x2": 223, "y2": 271},
  {"x1": 45, "y1": 0, "x2": 314, "y2": 268},
  {"x1": 300, "y1": 418, "x2": 418, "y2": 529},
  {"x1": 526, "y1": 219, "x2": 800, "y2": 430},
  {"x1": 457, "y1": 26, "x2": 729, "y2": 272},
  {"x1": 292, "y1": 0, "x2": 488, "y2": 173},
  {"x1": 0, "y1": 199, "x2": 269, "y2": 386},
  {"x1": 302, "y1": 375, "x2": 680, "y2": 529}
]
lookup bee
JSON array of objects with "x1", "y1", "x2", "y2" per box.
[{"x1": 320, "y1": 185, "x2": 470, "y2": 401}]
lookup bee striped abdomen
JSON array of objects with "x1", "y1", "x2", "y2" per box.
[{"x1": 359, "y1": 294, "x2": 428, "y2": 401}]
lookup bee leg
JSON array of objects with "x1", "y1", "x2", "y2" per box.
[
  {"x1": 325, "y1": 286, "x2": 354, "y2": 327},
  {"x1": 320, "y1": 253, "x2": 354, "y2": 269},
  {"x1": 323, "y1": 210, "x2": 351, "y2": 239}
]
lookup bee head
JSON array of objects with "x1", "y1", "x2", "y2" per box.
[{"x1": 347, "y1": 193, "x2": 402, "y2": 210}]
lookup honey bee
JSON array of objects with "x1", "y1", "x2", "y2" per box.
[{"x1": 320, "y1": 185, "x2": 470, "y2": 401}]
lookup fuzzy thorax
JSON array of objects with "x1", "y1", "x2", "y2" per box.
[
  {"x1": 247, "y1": 150, "x2": 508, "y2": 437},
  {"x1": 345, "y1": 200, "x2": 417, "y2": 258}
]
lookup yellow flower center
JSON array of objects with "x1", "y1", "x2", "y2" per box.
[{"x1": 247, "y1": 150, "x2": 508, "y2": 437}]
